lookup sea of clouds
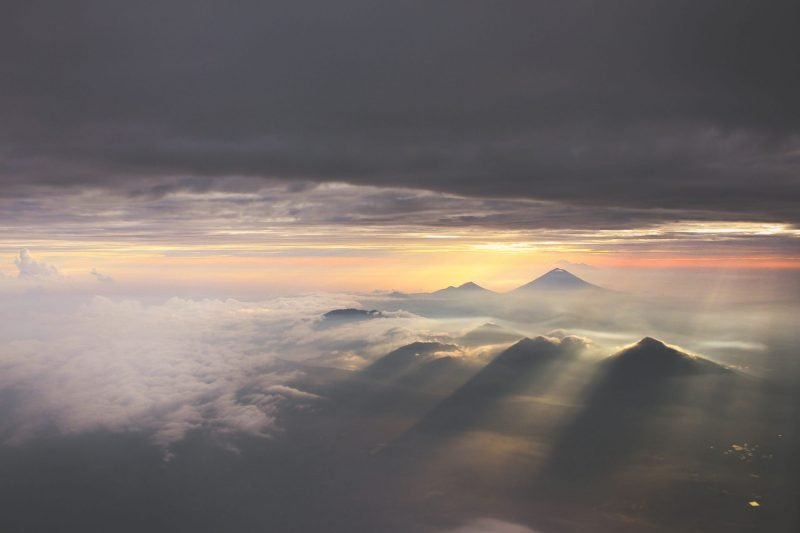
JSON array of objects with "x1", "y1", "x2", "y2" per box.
[{"x1": 0, "y1": 286, "x2": 437, "y2": 450}]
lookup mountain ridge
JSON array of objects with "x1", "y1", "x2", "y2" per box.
[
  {"x1": 432, "y1": 281, "x2": 493, "y2": 295},
  {"x1": 603, "y1": 336, "x2": 732, "y2": 380}
]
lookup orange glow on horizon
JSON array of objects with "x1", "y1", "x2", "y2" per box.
[{"x1": 2, "y1": 242, "x2": 798, "y2": 295}]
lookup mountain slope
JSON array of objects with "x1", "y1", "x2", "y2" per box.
[
  {"x1": 601, "y1": 336, "x2": 731, "y2": 383},
  {"x1": 409, "y1": 336, "x2": 585, "y2": 435},
  {"x1": 322, "y1": 342, "x2": 478, "y2": 440},
  {"x1": 543, "y1": 337, "x2": 735, "y2": 480},
  {"x1": 432, "y1": 281, "x2": 493, "y2": 296},
  {"x1": 361, "y1": 342, "x2": 462, "y2": 381},
  {"x1": 513, "y1": 268, "x2": 597, "y2": 292},
  {"x1": 321, "y1": 308, "x2": 384, "y2": 321}
]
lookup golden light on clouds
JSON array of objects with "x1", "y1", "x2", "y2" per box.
[{"x1": 1, "y1": 204, "x2": 798, "y2": 293}]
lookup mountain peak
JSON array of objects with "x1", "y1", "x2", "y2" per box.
[
  {"x1": 433, "y1": 281, "x2": 490, "y2": 295},
  {"x1": 635, "y1": 336, "x2": 667, "y2": 349},
  {"x1": 542, "y1": 267, "x2": 580, "y2": 279},
  {"x1": 513, "y1": 267, "x2": 596, "y2": 291}
]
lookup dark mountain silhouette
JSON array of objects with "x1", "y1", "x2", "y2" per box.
[
  {"x1": 458, "y1": 322, "x2": 525, "y2": 346},
  {"x1": 408, "y1": 336, "x2": 584, "y2": 436},
  {"x1": 317, "y1": 342, "x2": 477, "y2": 444},
  {"x1": 358, "y1": 353, "x2": 479, "y2": 423},
  {"x1": 543, "y1": 337, "x2": 735, "y2": 482},
  {"x1": 432, "y1": 281, "x2": 493, "y2": 296},
  {"x1": 322, "y1": 308, "x2": 384, "y2": 321},
  {"x1": 361, "y1": 342, "x2": 462, "y2": 381},
  {"x1": 512, "y1": 268, "x2": 598, "y2": 292}
]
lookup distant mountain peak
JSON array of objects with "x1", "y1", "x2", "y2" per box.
[
  {"x1": 619, "y1": 337, "x2": 686, "y2": 361},
  {"x1": 513, "y1": 267, "x2": 596, "y2": 291},
  {"x1": 362, "y1": 341, "x2": 462, "y2": 380},
  {"x1": 433, "y1": 281, "x2": 491, "y2": 295},
  {"x1": 540, "y1": 268, "x2": 584, "y2": 281}
]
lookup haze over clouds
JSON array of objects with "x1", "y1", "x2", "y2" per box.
[{"x1": 0, "y1": 291, "x2": 436, "y2": 448}]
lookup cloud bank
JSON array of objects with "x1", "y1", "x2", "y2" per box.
[{"x1": 0, "y1": 292, "x2": 432, "y2": 448}]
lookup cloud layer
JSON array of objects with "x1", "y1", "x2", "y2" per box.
[
  {"x1": 2, "y1": 1, "x2": 799, "y2": 225},
  {"x1": 1, "y1": 186, "x2": 797, "y2": 264},
  {"x1": 0, "y1": 292, "x2": 433, "y2": 448}
]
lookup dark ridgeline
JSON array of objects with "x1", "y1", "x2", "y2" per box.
[
  {"x1": 407, "y1": 336, "x2": 584, "y2": 437},
  {"x1": 531, "y1": 338, "x2": 799, "y2": 532},
  {"x1": 432, "y1": 281, "x2": 493, "y2": 296},
  {"x1": 542, "y1": 337, "x2": 735, "y2": 481},
  {"x1": 321, "y1": 308, "x2": 384, "y2": 320},
  {"x1": 315, "y1": 308, "x2": 386, "y2": 329},
  {"x1": 360, "y1": 341, "x2": 462, "y2": 382},
  {"x1": 309, "y1": 341, "x2": 479, "y2": 435}
]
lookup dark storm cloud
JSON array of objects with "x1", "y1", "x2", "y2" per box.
[{"x1": 2, "y1": 0, "x2": 799, "y2": 222}]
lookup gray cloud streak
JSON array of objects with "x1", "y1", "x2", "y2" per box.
[{"x1": 1, "y1": 185, "x2": 797, "y2": 259}]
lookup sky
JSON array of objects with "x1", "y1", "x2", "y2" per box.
[{"x1": 1, "y1": 0, "x2": 799, "y2": 293}]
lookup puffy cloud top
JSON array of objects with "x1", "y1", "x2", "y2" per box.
[{"x1": 14, "y1": 249, "x2": 60, "y2": 280}]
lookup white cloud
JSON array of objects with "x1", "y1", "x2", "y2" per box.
[
  {"x1": 0, "y1": 292, "x2": 431, "y2": 450},
  {"x1": 14, "y1": 249, "x2": 60, "y2": 279}
]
